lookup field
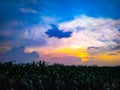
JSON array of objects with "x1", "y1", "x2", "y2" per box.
[{"x1": 0, "y1": 61, "x2": 120, "y2": 90}]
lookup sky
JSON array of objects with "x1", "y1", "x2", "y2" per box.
[{"x1": 0, "y1": 0, "x2": 120, "y2": 66}]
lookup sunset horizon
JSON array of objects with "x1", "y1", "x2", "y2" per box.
[{"x1": 0, "y1": 0, "x2": 120, "y2": 66}]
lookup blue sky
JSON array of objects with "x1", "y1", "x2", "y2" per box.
[
  {"x1": 0, "y1": 0, "x2": 120, "y2": 24},
  {"x1": 0, "y1": 0, "x2": 120, "y2": 65}
]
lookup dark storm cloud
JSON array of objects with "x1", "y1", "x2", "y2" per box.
[
  {"x1": 112, "y1": 46, "x2": 120, "y2": 50},
  {"x1": 118, "y1": 29, "x2": 120, "y2": 32},
  {"x1": 87, "y1": 46, "x2": 101, "y2": 50},
  {"x1": 45, "y1": 24, "x2": 72, "y2": 39},
  {"x1": 112, "y1": 39, "x2": 120, "y2": 44},
  {"x1": 0, "y1": 46, "x2": 40, "y2": 63},
  {"x1": 108, "y1": 53, "x2": 118, "y2": 56}
]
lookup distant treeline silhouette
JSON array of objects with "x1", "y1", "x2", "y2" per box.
[{"x1": 0, "y1": 61, "x2": 120, "y2": 90}]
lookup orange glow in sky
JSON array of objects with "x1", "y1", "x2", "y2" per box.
[{"x1": 55, "y1": 47, "x2": 89, "y2": 62}]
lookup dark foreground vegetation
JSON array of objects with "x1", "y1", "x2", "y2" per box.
[{"x1": 0, "y1": 61, "x2": 120, "y2": 90}]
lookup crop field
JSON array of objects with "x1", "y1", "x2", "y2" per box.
[{"x1": 0, "y1": 61, "x2": 120, "y2": 90}]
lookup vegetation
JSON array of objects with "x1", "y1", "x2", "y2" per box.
[{"x1": 0, "y1": 61, "x2": 120, "y2": 90}]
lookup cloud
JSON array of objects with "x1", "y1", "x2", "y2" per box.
[
  {"x1": 0, "y1": 16, "x2": 58, "y2": 50},
  {"x1": 0, "y1": 46, "x2": 40, "y2": 63},
  {"x1": 45, "y1": 24, "x2": 72, "y2": 39},
  {"x1": 56, "y1": 15, "x2": 120, "y2": 48},
  {"x1": 38, "y1": 15, "x2": 120, "y2": 65},
  {"x1": 108, "y1": 53, "x2": 118, "y2": 56},
  {"x1": 112, "y1": 45, "x2": 120, "y2": 50},
  {"x1": 19, "y1": 8, "x2": 37, "y2": 14},
  {"x1": 22, "y1": 16, "x2": 59, "y2": 40},
  {"x1": 84, "y1": 48, "x2": 120, "y2": 66},
  {"x1": 87, "y1": 46, "x2": 101, "y2": 50}
]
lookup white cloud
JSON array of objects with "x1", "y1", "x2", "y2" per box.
[
  {"x1": 22, "y1": 15, "x2": 120, "y2": 51},
  {"x1": 23, "y1": 16, "x2": 58, "y2": 40},
  {"x1": 48, "y1": 15, "x2": 120, "y2": 48},
  {"x1": 23, "y1": 15, "x2": 120, "y2": 65},
  {"x1": 23, "y1": 25, "x2": 49, "y2": 39},
  {"x1": 19, "y1": 8, "x2": 37, "y2": 13}
]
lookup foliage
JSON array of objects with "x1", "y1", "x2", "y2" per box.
[{"x1": 0, "y1": 61, "x2": 120, "y2": 90}]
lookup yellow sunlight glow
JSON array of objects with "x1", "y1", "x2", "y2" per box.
[
  {"x1": 55, "y1": 47, "x2": 89, "y2": 62},
  {"x1": 93, "y1": 50, "x2": 120, "y2": 65}
]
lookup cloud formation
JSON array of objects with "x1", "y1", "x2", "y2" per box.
[
  {"x1": 112, "y1": 45, "x2": 120, "y2": 50},
  {"x1": 57, "y1": 15, "x2": 120, "y2": 48},
  {"x1": 0, "y1": 0, "x2": 120, "y2": 65},
  {"x1": 19, "y1": 8, "x2": 37, "y2": 14},
  {"x1": 0, "y1": 46, "x2": 40, "y2": 63},
  {"x1": 84, "y1": 49, "x2": 120, "y2": 66}
]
